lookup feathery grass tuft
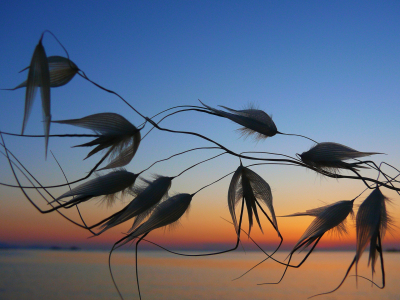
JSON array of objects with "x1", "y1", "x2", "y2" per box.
[
  {"x1": 286, "y1": 200, "x2": 354, "y2": 253},
  {"x1": 97, "y1": 175, "x2": 172, "y2": 234},
  {"x1": 108, "y1": 193, "x2": 193, "y2": 300},
  {"x1": 20, "y1": 35, "x2": 51, "y2": 157},
  {"x1": 53, "y1": 113, "x2": 141, "y2": 169},
  {"x1": 228, "y1": 165, "x2": 278, "y2": 236},
  {"x1": 52, "y1": 169, "x2": 138, "y2": 208},
  {"x1": 298, "y1": 142, "x2": 381, "y2": 173},
  {"x1": 256, "y1": 199, "x2": 354, "y2": 286},
  {"x1": 200, "y1": 101, "x2": 278, "y2": 140},
  {"x1": 356, "y1": 187, "x2": 392, "y2": 274},
  {"x1": 308, "y1": 188, "x2": 391, "y2": 298},
  {"x1": 118, "y1": 193, "x2": 193, "y2": 247},
  {"x1": 8, "y1": 56, "x2": 79, "y2": 89}
]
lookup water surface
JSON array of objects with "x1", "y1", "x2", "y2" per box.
[{"x1": 0, "y1": 249, "x2": 399, "y2": 300}]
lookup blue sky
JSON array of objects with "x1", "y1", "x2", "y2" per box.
[{"x1": 0, "y1": 1, "x2": 400, "y2": 254}]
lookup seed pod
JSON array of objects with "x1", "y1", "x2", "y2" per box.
[
  {"x1": 356, "y1": 188, "x2": 391, "y2": 274},
  {"x1": 284, "y1": 200, "x2": 354, "y2": 253},
  {"x1": 118, "y1": 193, "x2": 193, "y2": 247},
  {"x1": 201, "y1": 101, "x2": 278, "y2": 140},
  {"x1": 299, "y1": 142, "x2": 381, "y2": 172},
  {"x1": 22, "y1": 36, "x2": 51, "y2": 157},
  {"x1": 54, "y1": 112, "x2": 141, "y2": 169},
  {"x1": 228, "y1": 165, "x2": 278, "y2": 236},
  {"x1": 11, "y1": 56, "x2": 79, "y2": 89},
  {"x1": 98, "y1": 175, "x2": 172, "y2": 234},
  {"x1": 53, "y1": 170, "x2": 138, "y2": 208}
]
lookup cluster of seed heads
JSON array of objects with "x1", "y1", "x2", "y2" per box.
[{"x1": 0, "y1": 32, "x2": 397, "y2": 300}]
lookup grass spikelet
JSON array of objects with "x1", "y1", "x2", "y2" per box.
[
  {"x1": 118, "y1": 193, "x2": 193, "y2": 247},
  {"x1": 255, "y1": 199, "x2": 354, "y2": 286},
  {"x1": 52, "y1": 169, "x2": 138, "y2": 208},
  {"x1": 356, "y1": 187, "x2": 392, "y2": 275},
  {"x1": 97, "y1": 175, "x2": 172, "y2": 234},
  {"x1": 308, "y1": 189, "x2": 391, "y2": 298},
  {"x1": 8, "y1": 56, "x2": 79, "y2": 89},
  {"x1": 228, "y1": 164, "x2": 278, "y2": 237},
  {"x1": 108, "y1": 193, "x2": 193, "y2": 300},
  {"x1": 298, "y1": 142, "x2": 382, "y2": 173},
  {"x1": 53, "y1": 112, "x2": 141, "y2": 169},
  {"x1": 20, "y1": 35, "x2": 51, "y2": 157},
  {"x1": 200, "y1": 101, "x2": 278, "y2": 140},
  {"x1": 286, "y1": 200, "x2": 354, "y2": 253}
]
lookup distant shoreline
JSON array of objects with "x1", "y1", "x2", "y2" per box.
[{"x1": 1, "y1": 247, "x2": 400, "y2": 253}]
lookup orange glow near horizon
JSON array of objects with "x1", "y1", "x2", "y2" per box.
[{"x1": 2, "y1": 188, "x2": 399, "y2": 251}]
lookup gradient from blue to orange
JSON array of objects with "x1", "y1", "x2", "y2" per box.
[{"x1": 0, "y1": 1, "x2": 399, "y2": 253}]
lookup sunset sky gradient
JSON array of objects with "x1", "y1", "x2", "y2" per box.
[{"x1": 1, "y1": 1, "x2": 400, "y2": 253}]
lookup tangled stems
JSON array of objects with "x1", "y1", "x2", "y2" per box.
[
  {"x1": 0, "y1": 145, "x2": 221, "y2": 190},
  {"x1": 6, "y1": 33, "x2": 390, "y2": 192},
  {"x1": 146, "y1": 117, "x2": 400, "y2": 192},
  {"x1": 0, "y1": 137, "x2": 228, "y2": 230},
  {"x1": 0, "y1": 136, "x2": 92, "y2": 231},
  {"x1": 308, "y1": 231, "x2": 385, "y2": 299},
  {"x1": 50, "y1": 150, "x2": 97, "y2": 235},
  {"x1": 1, "y1": 104, "x2": 397, "y2": 192},
  {"x1": 0, "y1": 132, "x2": 101, "y2": 138},
  {"x1": 2, "y1": 31, "x2": 399, "y2": 300}
]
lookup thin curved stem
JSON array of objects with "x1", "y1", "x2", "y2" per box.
[
  {"x1": 135, "y1": 232, "x2": 149, "y2": 300},
  {"x1": 141, "y1": 104, "x2": 207, "y2": 126},
  {"x1": 360, "y1": 160, "x2": 400, "y2": 196},
  {"x1": 145, "y1": 117, "x2": 400, "y2": 191},
  {"x1": 141, "y1": 108, "x2": 216, "y2": 140},
  {"x1": 108, "y1": 236, "x2": 128, "y2": 300},
  {"x1": 174, "y1": 152, "x2": 226, "y2": 178},
  {"x1": 308, "y1": 256, "x2": 356, "y2": 299},
  {"x1": 277, "y1": 131, "x2": 318, "y2": 144},
  {"x1": 240, "y1": 151, "x2": 301, "y2": 163},
  {"x1": 0, "y1": 147, "x2": 110, "y2": 189},
  {"x1": 194, "y1": 161, "x2": 301, "y2": 196},
  {"x1": 42, "y1": 30, "x2": 72, "y2": 62},
  {"x1": 258, "y1": 236, "x2": 322, "y2": 285},
  {"x1": 139, "y1": 146, "x2": 220, "y2": 174},
  {"x1": 222, "y1": 217, "x2": 321, "y2": 274},
  {"x1": 50, "y1": 151, "x2": 95, "y2": 234},
  {"x1": 231, "y1": 212, "x2": 283, "y2": 281},
  {"x1": 0, "y1": 136, "x2": 88, "y2": 229},
  {"x1": 78, "y1": 71, "x2": 146, "y2": 120},
  {"x1": 0, "y1": 141, "x2": 118, "y2": 230},
  {"x1": 193, "y1": 170, "x2": 235, "y2": 195},
  {"x1": 378, "y1": 161, "x2": 400, "y2": 181},
  {"x1": 142, "y1": 197, "x2": 245, "y2": 257},
  {"x1": 0, "y1": 132, "x2": 100, "y2": 138}
]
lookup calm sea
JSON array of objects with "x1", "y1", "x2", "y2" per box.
[{"x1": 0, "y1": 249, "x2": 399, "y2": 300}]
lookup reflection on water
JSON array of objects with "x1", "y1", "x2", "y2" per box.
[{"x1": 0, "y1": 249, "x2": 399, "y2": 300}]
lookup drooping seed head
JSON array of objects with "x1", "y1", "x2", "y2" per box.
[
  {"x1": 201, "y1": 101, "x2": 278, "y2": 140},
  {"x1": 228, "y1": 165, "x2": 277, "y2": 237},
  {"x1": 98, "y1": 175, "x2": 172, "y2": 233},
  {"x1": 53, "y1": 112, "x2": 141, "y2": 169},
  {"x1": 284, "y1": 200, "x2": 354, "y2": 254},
  {"x1": 12, "y1": 56, "x2": 79, "y2": 89},
  {"x1": 356, "y1": 188, "x2": 392, "y2": 274},
  {"x1": 21, "y1": 36, "x2": 51, "y2": 157},
  {"x1": 118, "y1": 193, "x2": 194, "y2": 247},
  {"x1": 54, "y1": 169, "x2": 138, "y2": 207},
  {"x1": 299, "y1": 142, "x2": 381, "y2": 173}
]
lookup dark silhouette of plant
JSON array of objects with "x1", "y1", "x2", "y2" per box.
[{"x1": 1, "y1": 31, "x2": 399, "y2": 300}]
